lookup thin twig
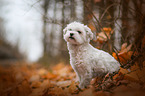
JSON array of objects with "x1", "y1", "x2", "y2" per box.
[
  {"x1": 84, "y1": 2, "x2": 110, "y2": 41},
  {"x1": 100, "y1": 3, "x2": 117, "y2": 21}
]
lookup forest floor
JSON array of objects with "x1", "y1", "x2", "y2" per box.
[{"x1": 0, "y1": 61, "x2": 145, "y2": 96}]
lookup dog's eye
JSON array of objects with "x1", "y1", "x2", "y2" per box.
[
  {"x1": 77, "y1": 31, "x2": 81, "y2": 34},
  {"x1": 68, "y1": 29, "x2": 72, "y2": 31}
]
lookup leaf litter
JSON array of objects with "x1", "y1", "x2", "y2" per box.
[{"x1": 0, "y1": 58, "x2": 145, "y2": 96}]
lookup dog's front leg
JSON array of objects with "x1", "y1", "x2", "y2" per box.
[
  {"x1": 75, "y1": 71, "x2": 81, "y2": 83},
  {"x1": 79, "y1": 73, "x2": 92, "y2": 88}
]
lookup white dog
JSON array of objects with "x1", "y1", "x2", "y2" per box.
[{"x1": 63, "y1": 21, "x2": 120, "y2": 88}]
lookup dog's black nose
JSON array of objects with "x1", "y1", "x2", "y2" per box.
[{"x1": 70, "y1": 33, "x2": 74, "y2": 36}]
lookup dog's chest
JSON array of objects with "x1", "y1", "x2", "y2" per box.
[{"x1": 70, "y1": 49, "x2": 90, "y2": 74}]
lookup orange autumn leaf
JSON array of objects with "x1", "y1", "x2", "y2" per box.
[
  {"x1": 95, "y1": 90, "x2": 111, "y2": 96},
  {"x1": 78, "y1": 88, "x2": 95, "y2": 96},
  {"x1": 37, "y1": 68, "x2": 48, "y2": 75},
  {"x1": 31, "y1": 81, "x2": 41, "y2": 88},
  {"x1": 9, "y1": 80, "x2": 31, "y2": 96},
  {"x1": 29, "y1": 75, "x2": 40, "y2": 82},
  {"x1": 88, "y1": 23, "x2": 96, "y2": 31},
  {"x1": 119, "y1": 62, "x2": 145, "y2": 83},
  {"x1": 68, "y1": 81, "x2": 77, "y2": 93},
  {"x1": 52, "y1": 63, "x2": 73, "y2": 77},
  {"x1": 119, "y1": 43, "x2": 132, "y2": 55},
  {"x1": 41, "y1": 72, "x2": 57, "y2": 79},
  {"x1": 96, "y1": 27, "x2": 113, "y2": 43},
  {"x1": 101, "y1": 27, "x2": 112, "y2": 32},
  {"x1": 112, "y1": 43, "x2": 133, "y2": 64},
  {"x1": 0, "y1": 61, "x2": 145, "y2": 96},
  {"x1": 30, "y1": 80, "x2": 51, "y2": 96},
  {"x1": 56, "y1": 80, "x2": 72, "y2": 87},
  {"x1": 50, "y1": 87, "x2": 65, "y2": 96},
  {"x1": 120, "y1": 43, "x2": 128, "y2": 51}
]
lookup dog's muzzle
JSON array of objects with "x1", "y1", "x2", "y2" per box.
[
  {"x1": 69, "y1": 33, "x2": 75, "y2": 39},
  {"x1": 69, "y1": 36, "x2": 74, "y2": 39},
  {"x1": 70, "y1": 33, "x2": 74, "y2": 36}
]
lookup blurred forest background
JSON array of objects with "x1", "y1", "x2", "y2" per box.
[
  {"x1": 0, "y1": 0, "x2": 145, "y2": 96},
  {"x1": 0, "y1": 0, "x2": 144, "y2": 66}
]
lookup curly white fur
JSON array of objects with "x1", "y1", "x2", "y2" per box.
[{"x1": 63, "y1": 21, "x2": 120, "y2": 88}]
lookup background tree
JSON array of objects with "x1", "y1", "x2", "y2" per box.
[{"x1": 37, "y1": 0, "x2": 144, "y2": 68}]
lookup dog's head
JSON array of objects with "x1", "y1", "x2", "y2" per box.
[{"x1": 63, "y1": 21, "x2": 93, "y2": 45}]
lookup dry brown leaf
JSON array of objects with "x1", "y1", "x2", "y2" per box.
[
  {"x1": 119, "y1": 63, "x2": 145, "y2": 83},
  {"x1": 31, "y1": 81, "x2": 41, "y2": 88},
  {"x1": 78, "y1": 88, "x2": 94, "y2": 96},
  {"x1": 95, "y1": 90, "x2": 111, "y2": 96},
  {"x1": 29, "y1": 75, "x2": 40, "y2": 82},
  {"x1": 52, "y1": 63, "x2": 65, "y2": 71},
  {"x1": 68, "y1": 81, "x2": 77, "y2": 93},
  {"x1": 116, "y1": 80, "x2": 129, "y2": 86},
  {"x1": 113, "y1": 91, "x2": 137, "y2": 96},
  {"x1": 0, "y1": 61, "x2": 144, "y2": 96},
  {"x1": 128, "y1": 82, "x2": 141, "y2": 90},
  {"x1": 15, "y1": 72, "x2": 24, "y2": 81},
  {"x1": 96, "y1": 32, "x2": 111, "y2": 42},
  {"x1": 101, "y1": 27, "x2": 112, "y2": 32},
  {"x1": 88, "y1": 23, "x2": 96, "y2": 31},
  {"x1": 119, "y1": 44, "x2": 132, "y2": 55},
  {"x1": 51, "y1": 87, "x2": 67, "y2": 96},
  {"x1": 10, "y1": 80, "x2": 31, "y2": 96},
  {"x1": 41, "y1": 72, "x2": 57, "y2": 79},
  {"x1": 112, "y1": 43, "x2": 133, "y2": 64},
  {"x1": 30, "y1": 80, "x2": 51, "y2": 96},
  {"x1": 120, "y1": 43, "x2": 128, "y2": 52},
  {"x1": 37, "y1": 68, "x2": 48, "y2": 75},
  {"x1": 96, "y1": 27, "x2": 113, "y2": 43},
  {"x1": 56, "y1": 80, "x2": 72, "y2": 87},
  {"x1": 113, "y1": 85, "x2": 129, "y2": 92}
]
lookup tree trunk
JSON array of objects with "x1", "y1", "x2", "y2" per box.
[
  {"x1": 114, "y1": 0, "x2": 122, "y2": 50},
  {"x1": 42, "y1": 0, "x2": 49, "y2": 54}
]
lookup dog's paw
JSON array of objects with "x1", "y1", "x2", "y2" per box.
[
  {"x1": 79, "y1": 84, "x2": 86, "y2": 89},
  {"x1": 79, "y1": 82, "x2": 89, "y2": 89}
]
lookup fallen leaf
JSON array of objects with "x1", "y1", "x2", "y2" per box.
[
  {"x1": 78, "y1": 88, "x2": 95, "y2": 96},
  {"x1": 113, "y1": 85, "x2": 129, "y2": 92},
  {"x1": 95, "y1": 90, "x2": 111, "y2": 96},
  {"x1": 31, "y1": 81, "x2": 41, "y2": 88},
  {"x1": 112, "y1": 43, "x2": 133, "y2": 64},
  {"x1": 56, "y1": 80, "x2": 72, "y2": 87},
  {"x1": 127, "y1": 82, "x2": 141, "y2": 90},
  {"x1": 41, "y1": 72, "x2": 57, "y2": 80},
  {"x1": 37, "y1": 68, "x2": 48, "y2": 75},
  {"x1": 94, "y1": 27, "x2": 113, "y2": 43},
  {"x1": 119, "y1": 63, "x2": 145, "y2": 83},
  {"x1": 29, "y1": 80, "x2": 51, "y2": 96},
  {"x1": 29, "y1": 75, "x2": 40, "y2": 82},
  {"x1": 68, "y1": 81, "x2": 77, "y2": 93},
  {"x1": 120, "y1": 43, "x2": 128, "y2": 52}
]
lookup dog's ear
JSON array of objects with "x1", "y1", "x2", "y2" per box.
[
  {"x1": 63, "y1": 27, "x2": 67, "y2": 34},
  {"x1": 84, "y1": 25, "x2": 94, "y2": 40}
]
